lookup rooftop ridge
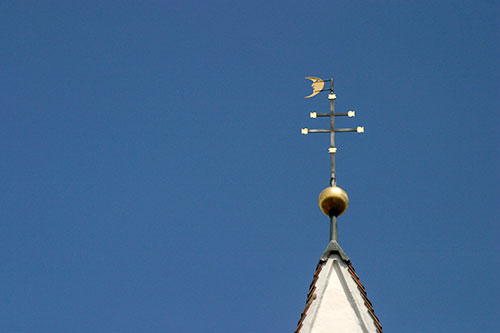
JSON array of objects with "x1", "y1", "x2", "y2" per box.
[{"x1": 320, "y1": 240, "x2": 349, "y2": 262}]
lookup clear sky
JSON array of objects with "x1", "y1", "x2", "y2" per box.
[{"x1": 1, "y1": 1, "x2": 499, "y2": 332}]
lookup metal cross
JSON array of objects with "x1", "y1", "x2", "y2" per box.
[{"x1": 301, "y1": 78, "x2": 364, "y2": 187}]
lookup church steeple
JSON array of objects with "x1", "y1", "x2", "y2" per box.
[{"x1": 296, "y1": 78, "x2": 382, "y2": 332}]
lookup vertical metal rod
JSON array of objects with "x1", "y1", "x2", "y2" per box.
[
  {"x1": 329, "y1": 79, "x2": 336, "y2": 187},
  {"x1": 330, "y1": 215, "x2": 338, "y2": 242}
]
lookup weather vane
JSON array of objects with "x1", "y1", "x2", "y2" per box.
[{"x1": 301, "y1": 77, "x2": 364, "y2": 260}]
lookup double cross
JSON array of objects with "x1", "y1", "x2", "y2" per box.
[{"x1": 301, "y1": 77, "x2": 364, "y2": 187}]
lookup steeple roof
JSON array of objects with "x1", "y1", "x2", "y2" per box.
[{"x1": 295, "y1": 250, "x2": 382, "y2": 333}]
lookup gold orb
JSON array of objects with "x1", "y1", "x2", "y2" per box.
[{"x1": 318, "y1": 186, "x2": 349, "y2": 217}]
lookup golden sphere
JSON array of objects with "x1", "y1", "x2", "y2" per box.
[{"x1": 318, "y1": 186, "x2": 349, "y2": 217}]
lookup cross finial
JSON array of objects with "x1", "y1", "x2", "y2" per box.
[
  {"x1": 301, "y1": 77, "x2": 364, "y2": 246},
  {"x1": 301, "y1": 77, "x2": 364, "y2": 187}
]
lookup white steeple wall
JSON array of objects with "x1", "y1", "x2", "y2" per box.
[{"x1": 296, "y1": 253, "x2": 381, "y2": 333}]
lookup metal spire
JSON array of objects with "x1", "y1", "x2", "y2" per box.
[{"x1": 301, "y1": 77, "x2": 364, "y2": 259}]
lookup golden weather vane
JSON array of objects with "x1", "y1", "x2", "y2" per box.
[
  {"x1": 301, "y1": 76, "x2": 365, "y2": 260},
  {"x1": 304, "y1": 77, "x2": 326, "y2": 98}
]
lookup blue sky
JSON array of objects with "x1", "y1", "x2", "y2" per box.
[{"x1": 1, "y1": 1, "x2": 499, "y2": 332}]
